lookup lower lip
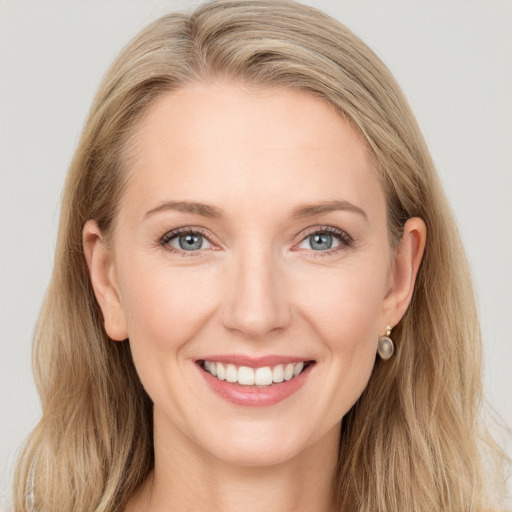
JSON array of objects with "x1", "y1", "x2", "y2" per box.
[{"x1": 197, "y1": 362, "x2": 314, "y2": 407}]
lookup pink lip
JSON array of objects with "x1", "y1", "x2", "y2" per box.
[
  {"x1": 198, "y1": 354, "x2": 310, "y2": 368},
  {"x1": 196, "y1": 359, "x2": 315, "y2": 407}
]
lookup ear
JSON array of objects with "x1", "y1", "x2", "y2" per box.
[
  {"x1": 83, "y1": 220, "x2": 128, "y2": 341},
  {"x1": 380, "y1": 217, "x2": 426, "y2": 331}
]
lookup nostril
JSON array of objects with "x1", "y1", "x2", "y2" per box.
[{"x1": 221, "y1": 274, "x2": 293, "y2": 338}]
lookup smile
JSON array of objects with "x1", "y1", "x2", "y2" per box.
[
  {"x1": 197, "y1": 357, "x2": 315, "y2": 407},
  {"x1": 202, "y1": 360, "x2": 309, "y2": 386}
]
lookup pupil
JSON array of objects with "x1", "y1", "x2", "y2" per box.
[
  {"x1": 311, "y1": 233, "x2": 332, "y2": 250},
  {"x1": 179, "y1": 234, "x2": 202, "y2": 250}
]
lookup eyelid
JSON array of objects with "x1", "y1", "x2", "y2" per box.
[
  {"x1": 292, "y1": 225, "x2": 354, "y2": 255},
  {"x1": 157, "y1": 224, "x2": 354, "y2": 257},
  {"x1": 158, "y1": 226, "x2": 218, "y2": 256}
]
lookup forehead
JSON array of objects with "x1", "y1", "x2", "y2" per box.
[{"x1": 121, "y1": 81, "x2": 385, "y2": 224}]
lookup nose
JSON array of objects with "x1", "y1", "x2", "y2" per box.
[{"x1": 221, "y1": 245, "x2": 293, "y2": 339}]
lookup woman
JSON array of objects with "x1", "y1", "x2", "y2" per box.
[{"x1": 11, "y1": 1, "x2": 509, "y2": 510}]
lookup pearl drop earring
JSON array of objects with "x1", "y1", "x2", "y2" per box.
[{"x1": 377, "y1": 325, "x2": 394, "y2": 360}]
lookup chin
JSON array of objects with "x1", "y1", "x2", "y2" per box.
[
  {"x1": 209, "y1": 436, "x2": 307, "y2": 468},
  {"x1": 192, "y1": 416, "x2": 331, "y2": 469}
]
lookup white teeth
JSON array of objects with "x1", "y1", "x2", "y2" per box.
[
  {"x1": 203, "y1": 360, "x2": 308, "y2": 386},
  {"x1": 225, "y1": 364, "x2": 237, "y2": 383},
  {"x1": 284, "y1": 363, "x2": 294, "y2": 381},
  {"x1": 254, "y1": 367, "x2": 273, "y2": 386},
  {"x1": 272, "y1": 364, "x2": 284, "y2": 383},
  {"x1": 216, "y1": 363, "x2": 226, "y2": 381},
  {"x1": 238, "y1": 366, "x2": 255, "y2": 385}
]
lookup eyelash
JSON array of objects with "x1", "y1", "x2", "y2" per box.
[
  {"x1": 298, "y1": 226, "x2": 354, "y2": 258},
  {"x1": 158, "y1": 225, "x2": 354, "y2": 258},
  {"x1": 158, "y1": 227, "x2": 212, "y2": 258}
]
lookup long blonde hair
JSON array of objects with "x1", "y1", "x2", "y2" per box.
[{"x1": 13, "y1": 1, "x2": 508, "y2": 510}]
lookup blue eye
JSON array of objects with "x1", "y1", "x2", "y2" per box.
[
  {"x1": 297, "y1": 228, "x2": 350, "y2": 253},
  {"x1": 162, "y1": 230, "x2": 212, "y2": 252},
  {"x1": 308, "y1": 233, "x2": 337, "y2": 250}
]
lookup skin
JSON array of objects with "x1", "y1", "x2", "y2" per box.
[{"x1": 83, "y1": 82, "x2": 425, "y2": 511}]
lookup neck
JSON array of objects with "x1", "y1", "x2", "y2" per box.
[{"x1": 127, "y1": 415, "x2": 340, "y2": 512}]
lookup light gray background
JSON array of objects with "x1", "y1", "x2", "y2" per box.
[{"x1": 1, "y1": 0, "x2": 511, "y2": 506}]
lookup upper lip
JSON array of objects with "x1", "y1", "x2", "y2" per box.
[{"x1": 197, "y1": 354, "x2": 314, "y2": 368}]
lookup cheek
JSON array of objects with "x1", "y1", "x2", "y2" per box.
[
  {"x1": 115, "y1": 261, "x2": 223, "y2": 420},
  {"x1": 323, "y1": 300, "x2": 382, "y2": 417},
  {"x1": 115, "y1": 259, "x2": 221, "y2": 402},
  {"x1": 297, "y1": 258, "x2": 387, "y2": 342},
  {"x1": 119, "y1": 262, "x2": 219, "y2": 349},
  {"x1": 294, "y1": 258, "x2": 388, "y2": 400}
]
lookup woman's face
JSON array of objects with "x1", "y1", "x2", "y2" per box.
[{"x1": 86, "y1": 82, "x2": 419, "y2": 467}]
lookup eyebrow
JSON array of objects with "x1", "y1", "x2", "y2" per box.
[
  {"x1": 144, "y1": 200, "x2": 225, "y2": 219},
  {"x1": 143, "y1": 199, "x2": 367, "y2": 221},
  {"x1": 289, "y1": 200, "x2": 368, "y2": 222}
]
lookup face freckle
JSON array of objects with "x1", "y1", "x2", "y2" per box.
[{"x1": 110, "y1": 81, "x2": 394, "y2": 467}]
